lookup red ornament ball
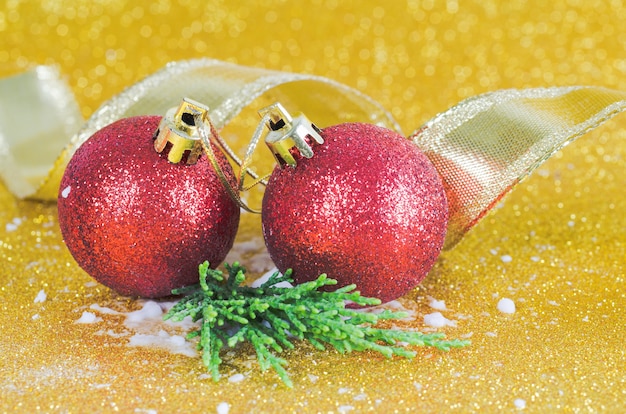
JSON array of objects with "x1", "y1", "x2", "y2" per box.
[
  {"x1": 262, "y1": 123, "x2": 448, "y2": 304},
  {"x1": 58, "y1": 115, "x2": 240, "y2": 298}
]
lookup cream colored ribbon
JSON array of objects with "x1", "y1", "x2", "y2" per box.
[
  {"x1": 1, "y1": 61, "x2": 625, "y2": 249},
  {"x1": 0, "y1": 66, "x2": 83, "y2": 199}
]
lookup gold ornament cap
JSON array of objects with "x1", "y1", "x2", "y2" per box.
[
  {"x1": 153, "y1": 98, "x2": 209, "y2": 164},
  {"x1": 259, "y1": 102, "x2": 324, "y2": 167}
]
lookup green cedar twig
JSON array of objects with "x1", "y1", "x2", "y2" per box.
[{"x1": 164, "y1": 262, "x2": 470, "y2": 387}]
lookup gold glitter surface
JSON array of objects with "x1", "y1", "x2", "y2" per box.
[{"x1": 1, "y1": 1, "x2": 625, "y2": 412}]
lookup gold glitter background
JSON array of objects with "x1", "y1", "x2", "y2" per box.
[{"x1": 1, "y1": 1, "x2": 625, "y2": 412}]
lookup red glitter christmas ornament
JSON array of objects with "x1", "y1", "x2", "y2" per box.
[
  {"x1": 58, "y1": 99, "x2": 240, "y2": 298},
  {"x1": 260, "y1": 104, "x2": 449, "y2": 304}
]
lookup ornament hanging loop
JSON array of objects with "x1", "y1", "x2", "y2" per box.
[
  {"x1": 193, "y1": 111, "x2": 262, "y2": 214},
  {"x1": 259, "y1": 102, "x2": 324, "y2": 167}
]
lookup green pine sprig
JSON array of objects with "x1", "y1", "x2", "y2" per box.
[{"x1": 164, "y1": 261, "x2": 470, "y2": 387}]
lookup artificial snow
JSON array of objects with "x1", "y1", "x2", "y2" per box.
[
  {"x1": 428, "y1": 297, "x2": 447, "y2": 311},
  {"x1": 500, "y1": 255, "x2": 513, "y2": 263},
  {"x1": 82, "y1": 300, "x2": 199, "y2": 357},
  {"x1": 216, "y1": 402, "x2": 230, "y2": 414},
  {"x1": 89, "y1": 304, "x2": 120, "y2": 315},
  {"x1": 228, "y1": 373, "x2": 245, "y2": 383},
  {"x1": 125, "y1": 301, "x2": 164, "y2": 324},
  {"x1": 75, "y1": 311, "x2": 102, "y2": 324},
  {"x1": 423, "y1": 312, "x2": 457, "y2": 328},
  {"x1": 514, "y1": 398, "x2": 526, "y2": 409},
  {"x1": 497, "y1": 298, "x2": 516, "y2": 314},
  {"x1": 34, "y1": 289, "x2": 47, "y2": 303},
  {"x1": 127, "y1": 331, "x2": 196, "y2": 357}
]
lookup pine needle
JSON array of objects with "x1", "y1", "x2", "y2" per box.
[{"x1": 164, "y1": 261, "x2": 470, "y2": 387}]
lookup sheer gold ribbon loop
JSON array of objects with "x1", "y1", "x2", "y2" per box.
[
  {"x1": 411, "y1": 86, "x2": 626, "y2": 249},
  {"x1": 0, "y1": 59, "x2": 398, "y2": 200}
]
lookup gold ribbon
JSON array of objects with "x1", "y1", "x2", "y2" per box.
[
  {"x1": 1, "y1": 61, "x2": 625, "y2": 249},
  {"x1": 411, "y1": 86, "x2": 626, "y2": 248}
]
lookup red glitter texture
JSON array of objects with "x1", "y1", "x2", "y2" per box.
[
  {"x1": 57, "y1": 116, "x2": 240, "y2": 298},
  {"x1": 262, "y1": 123, "x2": 448, "y2": 304}
]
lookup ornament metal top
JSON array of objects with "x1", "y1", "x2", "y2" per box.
[
  {"x1": 260, "y1": 102, "x2": 324, "y2": 167},
  {"x1": 153, "y1": 98, "x2": 209, "y2": 165}
]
